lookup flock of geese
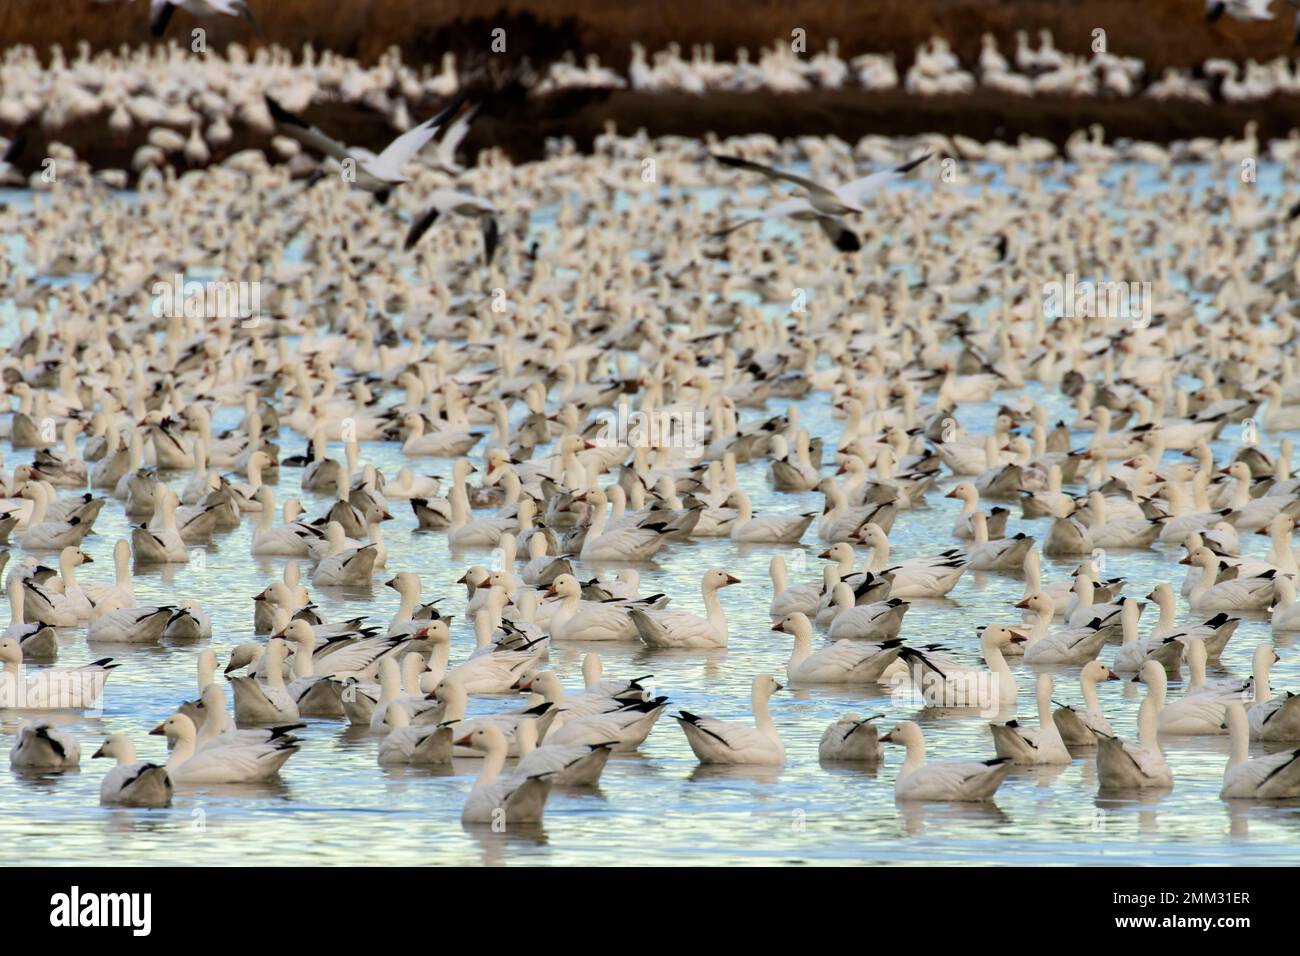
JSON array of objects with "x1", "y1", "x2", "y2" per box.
[
  {"x1": 3, "y1": 43, "x2": 1300, "y2": 841},
  {"x1": 2, "y1": 20, "x2": 1300, "y2": 186}
]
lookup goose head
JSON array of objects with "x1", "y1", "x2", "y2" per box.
[
  {"x1": 92, "y1": 733, "x2": 136, "y2": 762},
  {"x1": 454, "y1": 722, "x2": 508, "y2": 753},
  {"x1": 772, "y1": 611, "x2": 813, "y2": 641},
  {"x1": 1080, "y1": 659, "x2": 1121, "y2": 686},
  {"x1": 702, "y1": 568, "x2": 741, "y2": 591},
  {"x1": 149, "y1": 713, "x2": 198, "y2": 744},
  {"x1": 879, "y1": 719, "x2": 922, "y2": 747}
]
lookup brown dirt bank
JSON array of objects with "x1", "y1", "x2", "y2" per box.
[
  {"x1": 8, "y1": 88, "x2": 1297, "y2": 179},
  {"x1": 1, "y1": 0, "x2": 1296, "y2": 73}
]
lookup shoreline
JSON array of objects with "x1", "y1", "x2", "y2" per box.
[{"x1": 5, "y1": 89, "x2": 1295, "y2": 178}]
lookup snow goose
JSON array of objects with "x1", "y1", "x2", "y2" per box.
[
  {"x1": 880, "y1": 720, "x2": 1010, "y2": 801},
  {"x1": 628, "y1": 568, "x2": 737, "y2": 649},
  {"x1": 894, "y1": 626, "x2": 1024, "y2": 710},
  {"x1": 191, "y1": 683, "x2": 305, "y2": 752},
  {"x1": 1019, "y1": 591, "x2": 1116, "y2": 666},
  {"x1": 946, "y1": 482, "x2": 1011, "y2": 538},
  {"x1": 1246, "y1": 643, "x2": 1300, "y2": 740},
  {"x1": 780, "y1": 610, "x2": 903, "y2": 683},
  {"x1": 1096, "y1": 662, "x2": 1174, "y2": 791},
  {"x1": 310, "y1": 522, "x2": 378, "y2": 587},
  {"x1": 990, "y1": 674, "x2": 1071, "y2": 765},
  {"x1": 577, "y1": 488, "x2": 671, "y2": 562},
  {"x1": 448, "y1": 460, "x2": 516, "y2": 548},
  {"x1": 545, "y1": 695, "x2": 668, "y2": 752},
  {"x1": 826, "y1": 583, "x2": 909, "y2": 641},
  {"x1": 80, "y1": 539, "x2": 134, "y2": 609},
  {"x1": 131, "y1": 487, "x2": 190, "y2": 564},
  {"x1": 856, "y1": 524, "x2": 966, "y2": 598},
  {"x1": 1272, "y1": 575, "x2": 1300, "y2": 630},
  {"x1": 2, "y1": 574, "x2": 58, "y2": 660},
  {"x1": 19, "y1": 483, "x2": 92, "y2": 550},
  {"x1": 164, "y1": 601, "x2": 212, "y2": 641},
  {"x1": 1111, "y1": 597, "x2": 1183, "y2": 674},
  {"x1": 545, "y1": 574, "x2": 638, "y2": 642},
  {"x1": 266, "y1": 92, "x2": 463, "y2": 201},
  {"x1": 1181, "y1": 546, "x2": 1276, "y2": 612},
  {"x1": 819, "y1": 713, "x2": 885, "y2": 762},
  {"x1": 767, "y1": 553, "x2": 821, "y2": 619},
  {"x1": 1220, "y1": 701, "x2": 1300, "y2": 799},
  {"x1": 1052, "y1": 660, "x2": 1120, "y2": 746},
  {"x1": 251, "y1": 487, "x2": 311, "y2": 556},
  {"x1": 9, "y1": 719, "x2": 80, "y2": 769},
  {"x1": 151, "y1": 714, "x2": 300, "y2": 785},
  {"x1": 514, "y1": 716, "x2": 614, "y2": 787},
  {"x1": 675, "y1": 675, "x2": 785, "y2": 765},
  {"x1": 377, "y1": 702, "x2": 453, "y2": 766},
  {"x1": 0, "y1": 638, "x2": 116, "y2": 709},
  {"x1": 92, "y1": 734, "x2": 173, "y2": 807},
  {"x1": 728, "y1": 489, "x2": 815, "y2": 543},
  {"x1": 88, "y1": 604, "x2": 175, "y2": 644},
  {"x1": 712, "y1": 152, "x2": 929, "y2": 251},
  {"x1": 457, "y1": 724, "x2": 553, "y2": 825},
  {"x1": 1146, "y1": 581, "x2": 1239, "y2": 657},
  {"x1": 1158, "y1": 638, "x2": 1242, "y2": 736},
  {"x1": 966, "y1": 513, "x2": 1035, "y2": 571},
  {"x1": 1081, "y1": 491, "x2": 1162, "y2": 549},
  {"x1": 228, "y1": 638, "x2": 300, "y2": 725}
]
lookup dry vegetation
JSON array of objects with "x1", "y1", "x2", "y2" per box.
[{"x1": 0, "y1": 0, "x2": 1294, "y2": 71}]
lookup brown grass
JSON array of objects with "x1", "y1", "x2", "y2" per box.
[{"x1": 0, "y1": 0, "x2": 1294, "y2": 72}]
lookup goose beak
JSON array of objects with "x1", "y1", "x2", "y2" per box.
[
  {"x1": 818, "y1": 549, "x2": 832, "y2": 559},
  {"x1": 385, "y1": 578, "x2": 397, "y2": 588},
  {"x1": 91, "y1": 744, "x2": 107, "y2": 759},
  {"x1": 879, "y1": 731, "x2": 895, "y2": 743},
  {"x1": 544, "y1": 585, "x2": 558, "y2": 597},
  {"x1": 771, "y1": 621, "x2": 785, "y2": 632},
  {"x1": 148, "y1": 722, "x2": 166, "y2": 736},
  {"x1": 1013, "y1": 597, "x2": 1031, "y2": 609},
  {"x1": 942, "y1": 488, "x2": 959, "y2": 498},
  {"x1": 1008, "y1": 631, "x2": 1027, "y2": 644},
  {"x1": 1177, "y1": 555, "x2": 1191, "y2": 565},
  {"x1": 456, "y1": 573, "x2": 468, "y2": 584},
  {"x1": 1106, "y1": 670, "x2": 1121, "y2": 681},
  {"x1": 773, "y1": 681, "x2": 784, "y2": 692},
  {"x1": 454, "y1": 733, "x2": 474, "y2": 747},
  {"x1": 271, "y1": 629, "x2": 285, "y2": 639},
  {"x1": 81, "y1": 555, "x2": 93, "y2": 563},
  {"x1": 724, "y1": 574, "x2": 741, "y2": 585}
]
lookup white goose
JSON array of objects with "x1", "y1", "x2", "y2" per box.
[
  {"x1": 1051, "y1": 660, "x2": 1119, "y2": 746},
  {"x1": 1019, "y1": 590, "x2": 1115, "y2": 666},
  {"x1": 675, "y1": 675, "x2": 785, "y2": 765},
  {"x1": 514, "y1": 715, "x2": 614, "y2": 787},
  {"x1": 0, "y1": 638, "x2": 117, "y2": 709},
  {"x1": 228, "y1": 638, "x2": 300, "y2": 724},
  {"x1": 818, "y1": 713, "x2": 885, "y2": 762},
  {"x1": 767, "y1": 553, "x2": 821, "y2": 619},
  {"x1": 780, "y1": 610, "x2": 903, "y2": 683},
  {"x1": 880, "y1": 720, "x2": 1011, "y2": 801},
  {"x1": 92, "y1": 734, "x2": 173, "y2": 807},
  {"x1": 856, "y1": 524, "x2": 966, "y2": 598},
  {"x1": 9, "y1": 719, "x2": 80, "y2": 769},
  {"x1": 1246, "y1": 643, "x2": 1300, "y2": 740},
  {"x1": 545, "y1": 574, "x2": 638, "y2": 642},
  {"x1": 826, "y1": 582, "x2": 909, "y2": 641},
  {"x1": 456, "y1": 724, "x2": 553, "y2": 825},
  {"x1": 377, "y1": 702, "x2": 454, "y2": 766},
  {"x1": 1096, "y1": 661, "x2": 1174, "y2": 791},
  {"x1": 1181, "y1": 546, "x2": 1276, "y2": 612},
  {"x1": 728, "y1": 488, "x2": 815, "y2": 543},
  {"x1": 989, "y1": 673, "x2": 1071, "y2": 765},
  {"x1": 150, "y1": 713, "x2": 300, "y2": 784},
  {"x1": 627, "y1": 569, "x2": 737, "y2": 649},
  {"x1": 1219, "y1": 702, "x2": 1300, "y2": 799},
  {"x1": 310, "y1": 522, "x2": 378, "y2": 586}
]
